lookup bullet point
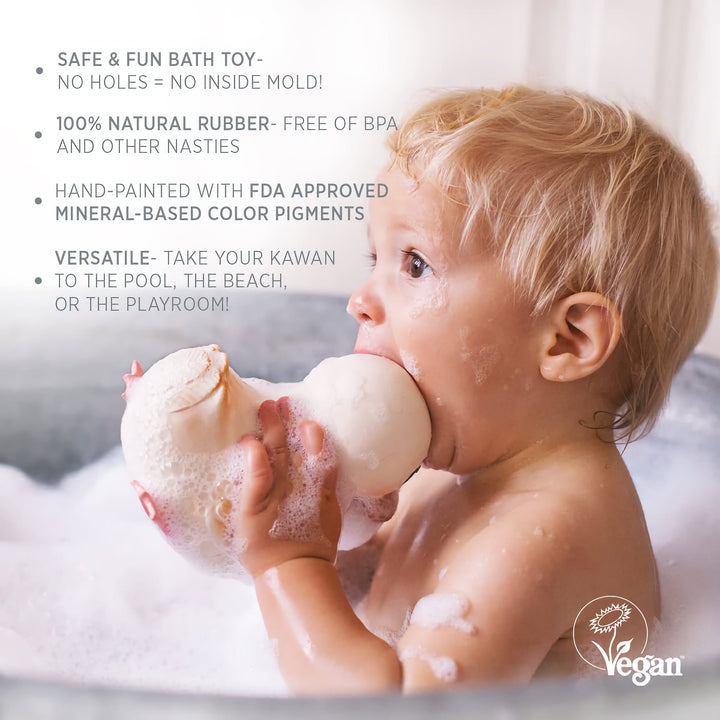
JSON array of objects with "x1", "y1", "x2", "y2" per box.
[
  {"x1": 36, "y1": 67, "x2": 43, "y2": 74},
  {"x1": 35, "y1": 131, "x2": 42, "y2": 139},
  {"x1": 34, "y1": 197, "x2": 42, "y2": 205},
  {"x1": 35, "y1": 277, "x2": 43, "y2": 285}
]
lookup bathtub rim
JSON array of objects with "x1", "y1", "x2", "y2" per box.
[{"x1": 1, "y1": 656, "x2": 719, "y2": 719}]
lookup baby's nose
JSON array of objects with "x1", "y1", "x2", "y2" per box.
[{"x1": 347, "y1": 285, "x2": 385, "y2": 326}]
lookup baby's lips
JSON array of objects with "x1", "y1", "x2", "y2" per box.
[{"x1": 122, "y1": 360, "x2": 145, "y2": 400}]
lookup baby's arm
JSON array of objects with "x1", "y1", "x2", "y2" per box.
[
  {"x1": 254, "y1": 559, "x2": 401, "y2": 694},
  {"x1": 395, "y1": 515, "x2": 576, "y2": 690},
  {"x1": 239, "y1": 400, "x2": 579, "y2": 693},
  {"x1": 238, "y1": 399, "x2": 401, "y2": 694}
]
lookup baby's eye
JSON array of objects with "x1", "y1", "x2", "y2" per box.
[
  {"x1": 402, "y1": 250, "x2": 432, "y2": 279},
  {"x1": 365, "y1": 250, "x2": 377, "y2": 269}
]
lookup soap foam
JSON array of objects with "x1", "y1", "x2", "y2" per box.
[
  {"x1": 410, "y1": 593, "x2": 476, "y2": 634},
  {"x1": 625, "y1": 436, "x2": 720, "y2": 664},
  {"x1": 145, "y1": 437, "x2": 251, "y2": 578},
  {"x1": 0, "y1": 450, "x2": 284, "y2": 695},
  {"x1": 408, "y1": 279, "x2": 448, "y2": 319},
  {"x1": 125, "y1": 384, "x2": 346, "y2": 578},
  {"x1": 122, "y1": 370, "x2": 257, "y2": 577},
  {"x1": 457, "y1": 329, "x2": 500, "y2": 385},
  {"x1": 1, "y1": 398, "x2": 718, "y2": 694},
  {"x1": 266, "y1": 397, "x2": 338, "y2": 547},
  {"x1": 399, "y1": 645, "x2": 458, "y2": 683},
  {"x1": 399, "y1": 351, "x2": 421, "y2": 381}
]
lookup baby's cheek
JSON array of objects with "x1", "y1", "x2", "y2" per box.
[
  {"x1": 407, "y1": 280, "x2": 449, "y2": 320},
  {"x1": 456, "y1": 326, "x2": 503, "y2": 386},
  {"x1": 463, "y1": 346, "x2": 502, "y2": 386}
]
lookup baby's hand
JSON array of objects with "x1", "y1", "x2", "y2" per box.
[{"x1": 237, "y1": 397, "x2": 341, "y2": 579}]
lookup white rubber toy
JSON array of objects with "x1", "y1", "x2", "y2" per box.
[{"x1": 121, "y1": 344, "x2": 431, "y2": 577}]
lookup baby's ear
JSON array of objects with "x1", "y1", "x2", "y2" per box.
[{"x1": 538, "y1": 292, "x2": 622, "y2": 382}]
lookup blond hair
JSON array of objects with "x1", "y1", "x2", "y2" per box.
[{"x1": 388, "y1": 85, "x2": 718, "y2": 439}]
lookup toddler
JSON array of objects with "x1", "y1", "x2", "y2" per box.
[{"x1": 235, "y1": 86, "x2": 718, "y2": 694}]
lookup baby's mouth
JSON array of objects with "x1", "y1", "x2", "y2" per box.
[{"x1": 353, "y1": 345, "x2": 397, "y2": 364}]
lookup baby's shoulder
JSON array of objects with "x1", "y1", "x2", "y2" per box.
[
  {"x1": 453, "y1": 443, "x2": 659, "y2": 621},
  {"x1": 492, "y1": 442, "x2": 649, "y2": 561}
]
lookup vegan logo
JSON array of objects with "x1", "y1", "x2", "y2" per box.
[{"x1": 572, "y1": 595, "x2": 683, "y2": 686}]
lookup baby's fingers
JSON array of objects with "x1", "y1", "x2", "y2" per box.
[
  {"x1": 299, "y1": 419, "x2": 325, "y2": 457},
  {"x1": 259, "y1": 399, "x2": 290, "y2": 480},
  {"x1": 239, "y1": 399, "x2": 292, "y2": 516},
  {"x1": 300, "y1": 420, "x2": 339, "y2": 498},
  {"x1": 238, "y1": 436, "x2": 276, "y2": 515}
]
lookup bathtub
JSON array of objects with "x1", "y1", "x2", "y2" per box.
[{"x1": 1, "y1": 291, "x2": 718, "y2": 717}]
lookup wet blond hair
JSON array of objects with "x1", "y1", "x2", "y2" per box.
[{"x1": 388, "y1": 85, "x2": 718, "y2": 439}]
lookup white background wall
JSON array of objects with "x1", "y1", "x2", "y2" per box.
[
  {"x1": 526, "y1": 0, "x2": 720, "y2": 356},
  {"x1": 1, "y1": 0, "x2": 718, "y2": 355}
]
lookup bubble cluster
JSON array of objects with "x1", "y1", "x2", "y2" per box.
[
  {"x1": 399, "y1": 645, "x2": 458, "y2": 683},
  {"x1": 410, "y1": 593, "x2": 476, "y2": 634},
  {"x1": 457, "y1": 328, "x2": 501, "y2": 385},
  {"x1": 0, "y1": 450, "x2": 284, "y2": 694},
  {"x1": 267, "y1": 398, "x2": 337, "y2": 546},
  {"x1": 123, "y1": 396, "x2": 252, "y2": 578},
  {"x1": 399, "y1": 351, "x2": 421, "y2": 381},
  {"x1": 408, "y1": 279, "x2": 449, "y2": 319}
]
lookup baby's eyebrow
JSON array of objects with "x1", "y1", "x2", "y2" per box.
[
  {"x1": 365, "y1": 219, "x2": 427, "y2": 251},
  {"x1": 386, "y1": 221, "x2": 428, "y2": 244},
  {"x1": 392, "y1": 221, "x2": 421, "y2": 234}
]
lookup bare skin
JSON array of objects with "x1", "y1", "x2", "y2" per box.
[
  {"x1": 235, "y1": 168, "x2": 660, "y2": 694},
  {"x1": 360, "y1": 444, "x2": 659, "y2": 687}
]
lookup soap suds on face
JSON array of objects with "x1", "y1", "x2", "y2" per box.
[
  {"x1": 399, "y1": 645, "x2": 458, "y2": 683},
  {"x1": 399, "y1": 351, "x2": 421, "y2": 381},
  {"x1": 408, "y1": 279, "x2": 449, "y2": 319},
  {"x1": 464, "y1": 347, "x2": 501, "y2": 385},
  {"x1": 410, "y1": 593, "x2": 476, "y2": 634},
  {"x1": 456, "y1": 327, "x2": 501, "y2": 385}
]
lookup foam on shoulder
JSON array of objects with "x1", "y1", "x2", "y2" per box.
[{"x1": 410, "y1": 593, "x2": 476, "y2": 634}]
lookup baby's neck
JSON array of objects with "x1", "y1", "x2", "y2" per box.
[{"x1": 461, "y1": 425, "x2": 621, "y2": 494}]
